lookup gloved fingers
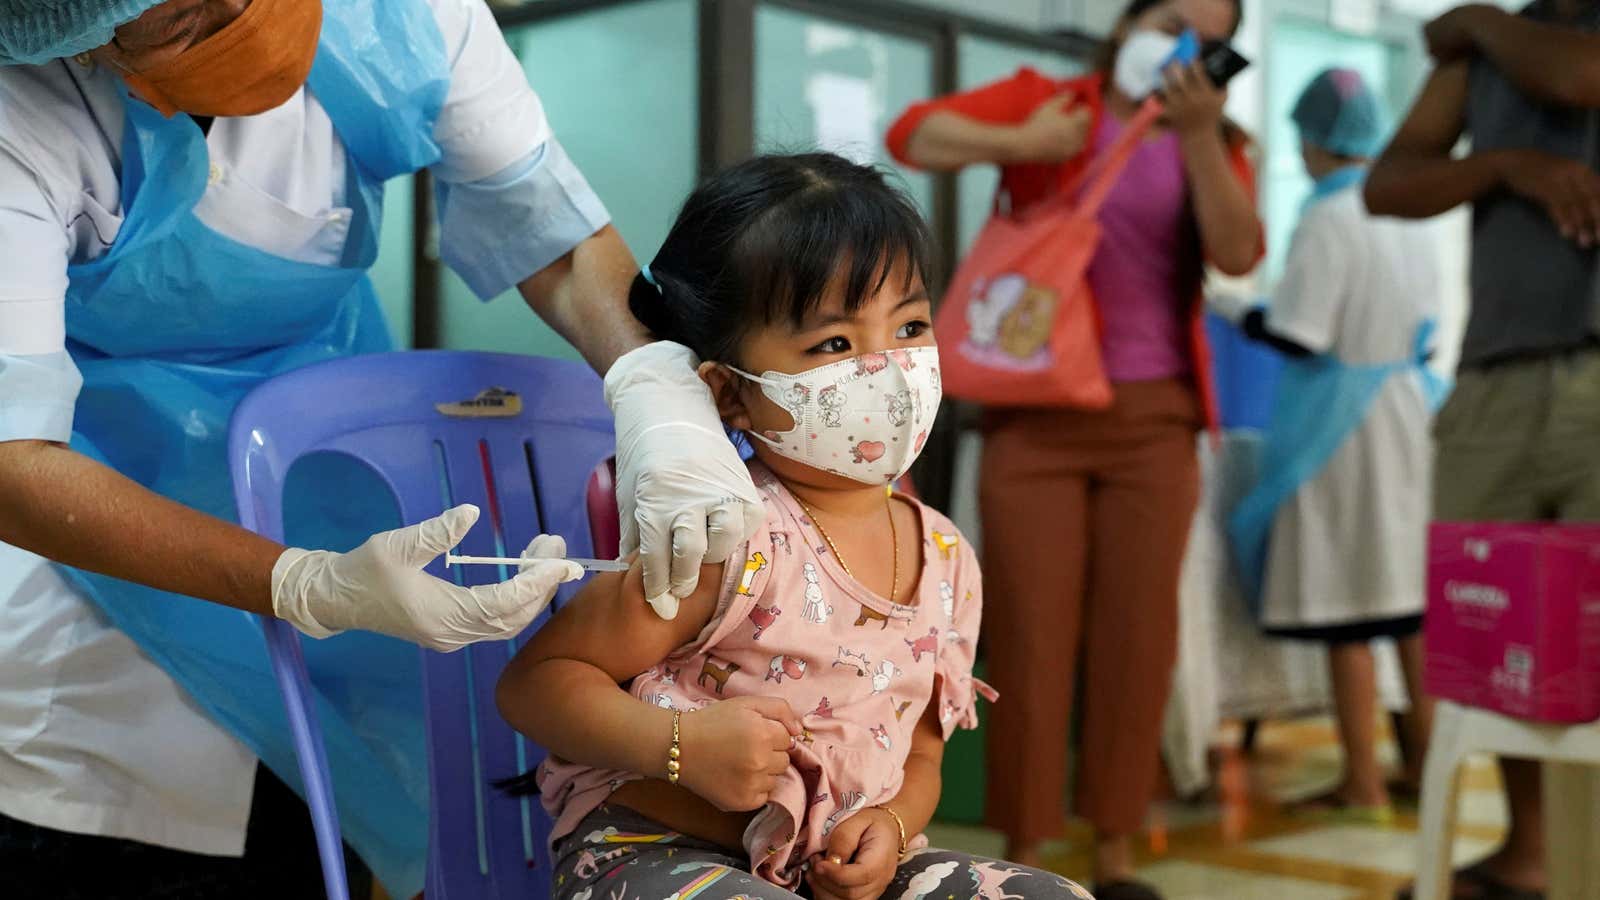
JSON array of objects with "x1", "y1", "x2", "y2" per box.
[
  {"x1": 617, "y1": 503, "x2": 641, "y2": 558},
  {"x1": 669, "y1": 509, "x2": 709, "y2": 599},
  {"x1": 703, "y1": 503, "x2": 741, "y2": 565},
  {"x1": 467, "y1": 559, "x2": 583, "y2": 636},
  {"x1": 520, "y1": 533, "x2": 568, "y2": 569},
  {"x1": 393, "y1": 503, "x2": 480, "y2": 569},
  {"x1": 635, "y1": 510, "x2": 675, "y2": 616}
]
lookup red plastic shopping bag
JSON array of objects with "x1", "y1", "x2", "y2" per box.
[{"x1": 935, "y1": 98, "x2": 1162, "y2": 409}]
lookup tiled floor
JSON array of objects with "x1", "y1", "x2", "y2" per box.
[{"x1": 926, "y1": 718, "x2": 1508, "y2": 900}]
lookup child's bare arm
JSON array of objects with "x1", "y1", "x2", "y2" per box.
[
  {"x1": 495, "y1": 560, "x2": 720, "y2": 775},
  {"x1": 496, "y1": 559, "x2": 802, "y2": 809}
]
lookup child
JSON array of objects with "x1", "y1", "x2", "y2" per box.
[{"x1": 497, "y1": 154, "x2": 1093, "y2": 900}]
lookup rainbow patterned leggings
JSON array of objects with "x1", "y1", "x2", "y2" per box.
[{"x1": 551, "y1": 804, "x2": 1093, "y2": 900}]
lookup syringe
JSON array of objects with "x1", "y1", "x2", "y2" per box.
[{"x1": 445, "y1": 554, "x2": 629, "y2": 573}]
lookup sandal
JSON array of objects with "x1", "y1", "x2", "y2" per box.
[
  {"x1": 1395, "y1": 862, "x2": 1546, "y2": 900},
  {"x1": 1290, "y1": 790, "x2": 1396, "y2": 826}
]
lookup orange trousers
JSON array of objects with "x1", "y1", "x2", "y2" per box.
[{"x1": 980, "y1": 379, "x2": 1201, "y2": 842}]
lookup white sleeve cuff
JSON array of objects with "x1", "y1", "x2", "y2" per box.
[
  {"x1": 0, "y1": 351, "x2": 83, "y2": 443},
  {"x1": 0, "y1": 296, "x2": 67, "y2": 356},
  {"x1": 436, "y1": 137, "x2": 611, "y2": 301}
]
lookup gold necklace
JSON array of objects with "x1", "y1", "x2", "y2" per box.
[{"x1": 796, "y1": 487, "x2": 899, "y2": 602}]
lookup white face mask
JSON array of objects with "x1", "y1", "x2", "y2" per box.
[
  {"x1": 731, "y1": 346, "x2": 943, "y2": 485},
  {"x1": 1112, "y1": 29, "x2": 1179, "y2": 100}
]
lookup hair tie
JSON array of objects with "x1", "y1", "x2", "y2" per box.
[{"x1": 640, "y1": 265, "x2": 664, "y2": 295}]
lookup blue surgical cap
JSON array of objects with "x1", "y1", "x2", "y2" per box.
[
  {"x1": 0, "y1": 0, "x2": 164, "y2": 67},
  {"x1": 1292, "y1": 67, "x2": 1387, "y2": 159}
]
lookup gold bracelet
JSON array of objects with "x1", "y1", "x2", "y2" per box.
[
  {"x1": 873, "y1": 805, "x2": 908, "y2": 857},
  {"x1": 666, "y1": 709, "x2": 683, "y2": 784}
]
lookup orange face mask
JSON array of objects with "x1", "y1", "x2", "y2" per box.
[{"x1": 118, "y1": 0, "x2": 323, "y2": 119}]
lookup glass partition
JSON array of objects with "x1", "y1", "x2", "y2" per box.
[
  {"x1": 438, "y1": 0, "x2": 699, "y2": 358},
  {"x1": 754, "y1": 5, "x2": 936, "y2": 217}
]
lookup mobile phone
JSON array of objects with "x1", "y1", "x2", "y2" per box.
[{"x1": 1200, "y1": 41, "x2": 1250, "y2": 89}]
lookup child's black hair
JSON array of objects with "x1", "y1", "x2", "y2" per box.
[{"x1": 628, "y1": 153, "x2": 936, "y2": 366}]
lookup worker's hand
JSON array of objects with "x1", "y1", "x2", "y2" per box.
[
  {"x1": 1162, "y1": 59, "x2": 1227, "y2": 140},
  {"x1": 808, "y1": 808, "x2": 900, "y2": 900},
  {"x1": 676, "y1": 696, "x2": 801, "y2": 812},
  {"x1": 1425, "y1": 4, "x2": 1502, "y2": 62},
  {"x1": 1014, "y1": 92, "x2": 1092, "y2": 163},
  {"x1": 605, "y1": 341, "x2": 764, "y2": 620},
  {"x1": 1500, "y1": 150, "x2": 1600, "y2": 247},
  {"x1": 271, "y1": 505, "x2": 583, "y2": 652}
]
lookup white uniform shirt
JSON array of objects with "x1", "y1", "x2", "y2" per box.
[
  {"x1": 0, "y1": 0, "x2": 608, "y2": 855},
  {"x1": 1259, "y1": 186, "x2": 1441, "y2": 630}
]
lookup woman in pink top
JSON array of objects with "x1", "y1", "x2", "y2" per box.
[
  {"x1": 888, "y1": 1, "x2": 1263, "y2": 896},
  {"x1": 497, "y1": 154, "x2": 1092, "y2": 900}
]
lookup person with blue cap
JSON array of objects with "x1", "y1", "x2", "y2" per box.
[
  {"x1": 1221, "y1": 67, "x2": 1448, "y2": 822},
  {"x1": 0, "y1": 0, "x2": 765, "y2": 896}
]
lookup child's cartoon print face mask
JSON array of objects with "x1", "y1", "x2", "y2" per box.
[{"x1": 729, "y1": 347, "x2": 943, "y2": 484}]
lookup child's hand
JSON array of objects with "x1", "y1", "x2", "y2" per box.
[
  {"x1": 677, "y1": 696, "x2": 802, "y2": 811},
  {"x1": 808, "y1": 808, "x2": 901, "y2": 900}
]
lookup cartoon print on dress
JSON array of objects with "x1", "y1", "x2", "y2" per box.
[
  {"x1": 945, "y1": 628, "x2": 967, "y2": 647},
  {"x1": 737, "y1": 552, "x2": 769, "y2": 597},
  {"x1": 931, "y1": 530, "x2": 960, "y2": 560},
  {"x1": 939, "y1": 581, "x2": 955, "y2": 621},
  {"x1": 765, "y1": 654, "x2": 808, "y2": 683},
  {"x1": 870, "y1": 724, "x2": 892, "y2": 751},
  {"x1": 854, "y1": 604, "x2": 890, "y2": 629},
  {"x1": 894, "y1": 860, "x2": 961, "y2": 900},
  {"x1": 697, "y1": 658, "x2": 740, "y2": 694},
  {"x1": 894, "y1": 699, "x2": 913, "y2": 721},
  {"x1": 651, "y1": 694, "x2": 675, "y2": 709},
  {"x1": 574, "y1": 846, "x2": 635, "y2": 879},
  {"x1": 812, "y1": 696, "x2": 835, "y2": 718},
  {"x1": 832, "y1": 647, "x2": 870, "y2": 676},
  {"x1": 885, "y1": 390, "x2": 913, "y2": 427},
  {"x1": 905, "y1": 627, "x2": 939, "y2": 663},
  {"x1": 801, "y1": 563, "x2": 833, "y2": 624},
  {"x1": 818, "y1": 385, "x2": 846, "y2": 428},
  {"x1": 871, "y1": 659, "x2": 902, "y2": 695},
  {"x1": 969, "y1": 861, "x2": 1030, "y2": 900},
  {"x1": 821, "y1": 791, "x2": 868, "y2": 837},
  {"x1": 748, "y1": 603, "x2": 781, "y2": 640},
  {"x1": 772, "y1": 532, "x2": 792, "y2": 556}
]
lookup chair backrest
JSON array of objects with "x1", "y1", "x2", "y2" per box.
[{"x1": 230, "y1": 350, "x2": 615, "y2": 900}]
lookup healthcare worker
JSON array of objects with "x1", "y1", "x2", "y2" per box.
[
  {"x1": 0, "y1": 1, "x2": 763, "y2": 896},
  {"x1": 1224, "y1": 68, "x2": 1447, "y2": 821}
]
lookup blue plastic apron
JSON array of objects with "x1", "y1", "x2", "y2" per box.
[
  {"x1": 1226, "y1": 172, "x2": 1451, "y2": 622},
  {"x1": 57, "y1": 3, "x2": 447, "y2": 894}
]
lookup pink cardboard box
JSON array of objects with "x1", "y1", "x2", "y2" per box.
[{"x1": 1427, "y1": 523, "x2": 1600, "y2": 724}]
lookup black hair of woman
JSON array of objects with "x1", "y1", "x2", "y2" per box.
[{"x1": 628, "y1": 153, "x2": 936, "y2": 368}]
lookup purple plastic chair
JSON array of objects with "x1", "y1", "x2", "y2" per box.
[{"x1": 229, "y1": 350, "x2": 615, "y2": 900}]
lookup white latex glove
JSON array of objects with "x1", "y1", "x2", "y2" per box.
[
  {"x1": 605, "y1": 341, "x2": 763, "y2": 620},
  {"x1": 271, "y1": 504, "x2": 583, "y2": 652}
]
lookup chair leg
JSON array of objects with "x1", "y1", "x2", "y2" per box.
[
  {"x1": 1542, "y1": 761, "x2": 1600, "y2": 900},
  {"x1": 1413, "y1": 702, "x2": 1468, "y2": 900},
  {"x1": 263, "y1": 618, "x2": 352, "y2": 900}
]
